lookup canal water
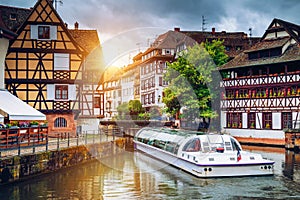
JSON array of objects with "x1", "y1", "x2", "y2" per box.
[{"x1": 1, "y1": 146, "x2": 300, "y2": 200}]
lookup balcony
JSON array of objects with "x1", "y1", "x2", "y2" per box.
[
  {"x1": 221, "y1": 96, "x2": 300, "y2": 109},
  {"x1": 0, "y1": 126, "x2": 48, "y2": 149},
  {"x1": 221, "y1": 71, "x2": 300, "y2": 88}
]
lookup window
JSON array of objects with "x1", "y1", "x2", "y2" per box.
[
  {"x1": 282, "y1": 112, "x2": 292, "y2": 129},
  {"x1": 236, "y1": 46, "x2": 242, "y2": 51},
  {"x1": 248, "y1": 113, "x2": 256, "y2": 129},
  {"x1": 10, "y1": 13, "x2": 17, "y2": 20},
  {"x1": 159, "y1": 77, "x2": 163, "y2": 86},
  {"x1": 227, "y1": 113, "x2": 242, "y2": 128},
  {"x1": 55, "y1": 85, "x2": 68, "y2": 100},
  {"x1": 94, "y1": 97, "x2": 101, "y2": 108},
  {"x1": 263, "y1": 113, "x2": 272, "y2": 129},
  {"x1": 54, "y1": 117, "x2": 67, "y2": 127},
  {"x1": 182, "y1": 138, "x2": 201, "y2": 152},
  {"x1": 38, "y1": 26, "x2": 50, "y2": 39},
  {"x1": 152, "y1": 92, "x2": 155, "y2": 103}
]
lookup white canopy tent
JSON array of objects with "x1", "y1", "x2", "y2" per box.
[
  {"x1": 0, "y1": 89, "x2": 46, "y2": 121},
  {"x1": 0, "y1": 113, "x2": 3, "y2": 123}
]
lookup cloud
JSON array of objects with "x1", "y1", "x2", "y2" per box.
[{"x1": 2, "y1": 0, "x2": 300, "y2": 40}]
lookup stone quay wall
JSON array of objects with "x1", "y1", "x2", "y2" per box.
[{"x1": 0, "y1": 138, "x2": 125, "y2": 185}]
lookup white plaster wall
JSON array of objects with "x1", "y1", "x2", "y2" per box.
[
  {"x1": 224, "y1": 128, "x2": 284, "y2": 139},
  {"x1": 0, "y1": 38, "x2": 9, "y2": 89},
  {"x1": 220, "y1": 111, "x2": 226, "y2": 132}
]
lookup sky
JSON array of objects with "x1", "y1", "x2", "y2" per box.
[{"x1": 1, "y1": 0, "x2": 300, "y2": 66}]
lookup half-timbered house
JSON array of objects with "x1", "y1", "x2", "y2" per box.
[
  {"x1": 219, "y1": 18, "x2": 300, "y2": 146},
  {"x1": 2, "y1": 0, "x2": 101, "y2": 136}
]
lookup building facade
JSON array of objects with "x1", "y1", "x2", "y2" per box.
[
  {"x1": 1, "y1": 0, "x2": 102, "y2": 135},
  {"x1": 219, "y1": 18, "x2": 300, "y2": 146},
  {"x1": 139, "y1": 30, "x2": 194, "y2": 111},
  {"x1": 180, "y1": 27, "x2": 260, "y2": 59}
]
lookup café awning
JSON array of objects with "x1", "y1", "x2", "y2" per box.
[{"x1": 0, "y1": 89, "x2": 46, "y2": 121}]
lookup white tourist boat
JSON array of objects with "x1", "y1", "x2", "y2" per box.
[{"x1": 133, "y1": 128, "x2": 274, "y2": 178}]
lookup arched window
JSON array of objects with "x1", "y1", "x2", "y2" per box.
[{"x1": 54, "y1": 117, "x2": 67, "y2": 127}]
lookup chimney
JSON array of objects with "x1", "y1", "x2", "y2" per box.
[
  {"x1": 74, "y1": 22, "x2": 79, "y2": 30},
  {"x1": 212, "y1": 27, "x2": 215, "y2": 34},
  {"x1": 174, "y1": 27, "x2": 180, "y2": 32}
]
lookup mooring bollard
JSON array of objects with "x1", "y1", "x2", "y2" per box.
[
  {"x1": 77, "y1": 135, "x2": 79, "y2": 146},
  {"x1": 67, "y1": 132, "x2": 70, "y2": 147},
  {"x1": 57, "y1": 133, "x2": 60, "y2": 150},
  {"x1": 46, "y1": 134, "x2": 48, "y2": 152},
  {"x1": 18, "y1": 137, "x2": 21, "y2": 156}
]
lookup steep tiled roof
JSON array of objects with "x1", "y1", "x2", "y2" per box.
[
  {"x1": 151, "y1": 30, "x2": 189, "y2": 49},
  {"x1": 69, "y1": 29, "x2": 100, "y2": 53},
  {"x1": 103, "y1": 66, "x2": 123, "y2": 82},
  {"x1": 0, "y1": 5, "x2": 31, "y2": 32},
  {"x1": 219, "y1": 18, "x2": 300, "y2": 70},
  {"x1": 219, "y1": 44, "x2": 300, "y2": 69},
  {"x1": 244, "y1": 37, "x2": 290, "y2": 53},
  {"x1": 181, "y1": 30, "x2": 260, "y2": 58}
]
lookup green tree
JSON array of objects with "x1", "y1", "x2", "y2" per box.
[
  {"x1": 163, "y1": 40, "x2": 228, "y2": 127},
  {"x1": 116, "y1": 102, "x2": 129, "y2": 120},
  {"x1": 128, "y1": 100, "x2": 144, "y2": 120}
]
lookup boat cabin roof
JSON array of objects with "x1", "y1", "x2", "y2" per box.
[{"x1": 135, "y1": 128, "x2": 242, "y2": 155}]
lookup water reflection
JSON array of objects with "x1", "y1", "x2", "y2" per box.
[
  {"x1": 283, "y1": 150, "x2": 300, "y2": 182},
  {"x1": 0, "y1": 147, "x2": 300, "y2": 199}
]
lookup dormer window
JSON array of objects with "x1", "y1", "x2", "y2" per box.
[
  {"x1": 10, "y1": 13, "x2": 17, "y2": 21},
  {"x1": 38, "y1": 26, "x2": 50, "y2": 39},
  {"x1": 248, "y1": 47, "x2": 282, "y2": 60}
]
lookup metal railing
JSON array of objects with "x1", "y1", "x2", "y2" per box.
[{"x1": 0, "y1": 128, "x2": 121, "y2": 158}]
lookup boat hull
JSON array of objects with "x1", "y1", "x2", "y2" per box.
[{"x1": 135, "y1": 142, "x2": 274, "y2": 178}]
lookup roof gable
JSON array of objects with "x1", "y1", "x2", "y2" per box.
[
  {"x1": 219, "y1": 18, "x2": 300, "y2": 70},
  {"x1": 9, "y1": 0, "x2": 86, "y2": 53},
  {"x1": 262, "y1": 18, "x2": 300, "y2": 43}
]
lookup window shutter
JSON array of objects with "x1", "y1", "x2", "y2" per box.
[
  {"x1": 68, "y1": 85, "x2": 77, "y2": 100},
  {"x1": 30, "y1": 25, "x2": 38, "y2": 39},
  {"x1": 54, "y1": 53, "x2": 70, "y2": 70},
  {"x1": 50, "y1": 26, "x2": 57, "y2": 40},
  {"x1": 47, "y1": 84, "x2": 55, "y2": 100}
]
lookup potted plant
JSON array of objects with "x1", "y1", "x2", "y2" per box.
[
  {"x1": 19, "y1": 121, "x2": 29, "y2": 128},
  {"x1": 232, "y1": 123, "x2": 237, "y2": 128},
  {"x1": 10, "y1": 121, "x2": 19, "y2": 129},
  {"x1": 250, "y1": 123, "x2": 255, "y2": 129},
  {"x1": 40, "y1": 120, "x2": 48, "y2": 127},
  {"x1": 30, "y1": 121, "x2": 39, "y2": 127},
  {"x1": 266, "y1": 123, "x2": 271, "y2": 129}
]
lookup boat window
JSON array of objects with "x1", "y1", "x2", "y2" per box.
[
  {"x1": 202, "y1": 142, "x2": 210, "y2": 152},
  {"x1": 231, "y1": 138, "x2": 241, "y2": 151},
  {"x1": 182, "y1": 138, "x2": 201, "y2": 152},
  {"x1": 225, "y1": 141, "x2": 232, "y2": 151}
]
